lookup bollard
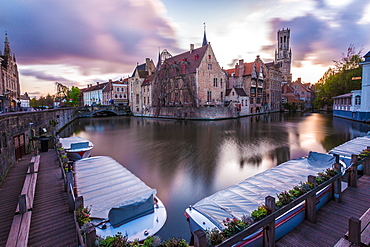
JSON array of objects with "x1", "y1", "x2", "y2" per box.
[
  {"x1": 193, "y1": 229, "x2": 207, "y2": 247},
  {"x1": 263, "y1": 196, "x2": 276, "y2": 247},
  {"x1": 305, "y1": 175, "x2": 317, "y2": 223},
  {"x1": 333, "y1": 163, "x2": 342, "y2": 202},
  {"x1": 348, "y1": 217, "x2": 361, "y2": 245}
]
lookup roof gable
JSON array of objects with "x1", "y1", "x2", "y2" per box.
[{"x1": 163, "y1": 44, "x2": 208, "y2": 74}]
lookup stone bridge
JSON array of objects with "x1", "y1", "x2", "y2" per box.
[{"x1": 75, "y1": 105, "x2": 132, "y2": 117}]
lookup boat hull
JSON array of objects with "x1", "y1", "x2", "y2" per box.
[
  {"x1": 185, "y1": 185, "x2": 333, "y2": 247},
  {"x1": 92, "y1": 197, "x2": 167, "y2": 241},
  {"x1": 66, "y1": 147, "x2": 93, "y2": 161}
]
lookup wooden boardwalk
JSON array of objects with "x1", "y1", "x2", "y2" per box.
[
  {"x1": 0, "y1": 150, "x2": 77, "y2": 246},
  {"x1": 276, "y1": 175, "x2": 370, "y2": 247}
]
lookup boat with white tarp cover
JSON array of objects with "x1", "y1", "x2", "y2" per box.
[
  {"x1": 74, "y1": 156, "x2": 167, "y2": 241},
  {"x1": 59, "y1": 136, "x2": 94, "y2": 161},
  {"x1": 329, "y1": 134, "x2": 370, "y2": 164},
  {"x1": 185, "y1": 151, "x2": 346, "y2": 246}
]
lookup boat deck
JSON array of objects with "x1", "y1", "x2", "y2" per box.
[
  {"x1": 0, "y1": 149, "x2": 77, "y2": 246},
  {"x1": 276, "y1": 175, "x2": 370, "y2": 246}
]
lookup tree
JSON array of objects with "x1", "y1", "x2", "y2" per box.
[
  {"x1": 314, "y1": 44, "x2": 363, "y2": 109},
  {"x1": 55, "y1": 82, "x2": 80, "y2": 107}
]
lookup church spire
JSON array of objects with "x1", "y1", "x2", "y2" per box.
[
  {"x1": 202, "y1": 22, "x2": 207, "y2": 46},
  {"x1": 4, "y1": 31, "x2": 11, "y2": 57}
]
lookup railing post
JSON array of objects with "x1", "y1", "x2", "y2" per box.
[
  {"x1": 305, "y1": 175, "x2": 317, "y2": 223},
  {"x1": 348, "y1": 154, "x2": 358, "y2": 188},
  {"x1": 19, "y1": 194, "x2": 27, "y2": 214},
  {"x1": 193, "y1": 229, "x2": 207, "y2": 247},
  {"x1": 333, "y1": 163, "x2": 342, "y2": 203},
  {"x1": 348, "y1": 217, "x2": 361, "y2": 245},
  {"x1": 84, "y1": 223, "x2": 96, "y2": 247},
  {"x1": 364, "y1": 148, "x2": 370, "y2": 175},
  {"x1": 75, "y1": 196, "x2": 84, "y2": 210},
  {"x1": 263, "y1": 196, "x2": 276, "y2": 247}
]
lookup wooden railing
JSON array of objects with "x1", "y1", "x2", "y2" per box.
[
  {"x1": 6, "y1": 154, "x2": 40, "y2": 247},
  {"x1": 57, "y1": 146, "x2": 96, "y2": 247},
  {"x1": 194, "y1": 153, "x2": 370, "y2": 247}
]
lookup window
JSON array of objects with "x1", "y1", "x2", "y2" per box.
[
  {"x1": 208, "y1": 55, "x2": 211, "y2": 59},
  {"x1": 213, "y1": 78, "x2": 217, "y2": 87},
  {"x1": 355, "y1": 95, "x2": 361, "y2": 105},
  {"x1": 242, "y1": 100, "x2": 244, "y2": 106},
  {"x1": 221, "y1": 92, "x2": 223, "y2": 101},
  {"x1": 136, "y1": 94, "x2": 139, "y2": 104},
  {"x1": 220, "y1": 79, "x2": 222, "y2": 87},
  {"x1": 122, "y1": 88, "x2": 125, "y2": 92},
  {"x1": 208, "y1": 64, "x2": 212, "y2": 70},
  {"x1": 116, "y1": 88, "x2": 119, "y2": 92},
  {"x1": 119, "y1": 94, "x2": 122, "y2": 98},
  {"x1": 115, "y1": 94, "x2": 118, "y2": 98},
  {"x1": 207, "y1": 91, "x2": 212, "y2": 102},
  {"x1": 144, "y1": 97, "x2": 146, "y2": 105},
  {"x1": 250, "y1": 98, "x2": 254, "y2": 104}
]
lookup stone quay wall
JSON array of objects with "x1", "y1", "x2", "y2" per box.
[
  {"x1": 0, "y1": 108, "x2": 75, "y2": 180},
  {"x1": 138, "y1": 106, "x2": 240, "y2": 120}
]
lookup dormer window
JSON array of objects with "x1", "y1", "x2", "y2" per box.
[
  {"x1": 194, "y1": 54, "x2": 199, "y2": 60},
  {"x1": 208, "y1": 55, "x2": 211, "y2": 59}
]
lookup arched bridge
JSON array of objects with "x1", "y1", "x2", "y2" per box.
[{"x1": 76, "y1": 105, "x2": 132, "y2": 117}]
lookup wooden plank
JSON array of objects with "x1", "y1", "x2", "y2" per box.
[
  {"x1": 348, "y1": 217, "x2": 361, "y2": 245},
  {"x1": 333, "y1": 238, "x2": 352, "y2": 247},
  {"x1": 359, "y1": 208, "x2": 370, "y2": 231},
  {"x1": 17, "y1": 211, "x2": 32, "y2": 247},
  {"x1": 361, "y1": 224, "x2": 370, "y2": 246},
  {"x1": 5, "y1": 215, "x2": 22, "y2": 247}
]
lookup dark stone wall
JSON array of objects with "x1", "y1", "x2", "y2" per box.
[{"x1": 0, "y1": 108, "x2": 75, "y2": 180}]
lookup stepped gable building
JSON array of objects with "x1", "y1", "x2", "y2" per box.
[
  {"x1": 227, "y1": 56, "x2": 268, "y2": 114},
  {"x1": 0, "y1": 33, "x2": 21, "y2": 112},
  {"x1": 151, "y1": 37, "x2": 227, "y2": 110},
  {"x1": 129, "y1": 58, "x2": 155, "y2": 114}
]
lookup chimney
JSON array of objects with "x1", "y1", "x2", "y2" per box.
[
  {"x1": 109, "y1": 79, "x2": 112, "y2": 83},
  {"x1": 190, "y1": 44, "x2": 194, "y2": 52},
  {"x1": 97, "y1": 82, "x2": 100, "y2": 85},
  {"x1": 239, "y1": 59, "x2": 244, "y2": 66}
]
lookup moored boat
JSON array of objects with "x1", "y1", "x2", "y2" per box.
[
  {"x1": 59, "y1": 136, "x2": 94, "y2": 161},
  {"x1": 74, "y1": 156, "x2": 167, "y2": 241},
  {"x1": 185, "y1": 151, "x2": 345, "y2": 246}
]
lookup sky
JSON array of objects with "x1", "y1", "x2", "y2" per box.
[{"x1": 1, "y1": 0, "x2": 369, "y2": 98}]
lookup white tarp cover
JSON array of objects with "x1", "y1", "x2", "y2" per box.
[
  {"x1": 329, "y1": 135, "x2": 370, "y2": 157},
  {"x1": 59, "y1": 136, "x2": 94, "y2": 150},
  {"x1": 191, "y1": 152, "x2": 335, "y2": 229},
  {"x1": 74, "y1": 156, "x2": 157, "y2": 227}
]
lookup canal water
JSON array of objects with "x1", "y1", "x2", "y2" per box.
[{"x1": 59, "y1": 112, "x2": 370, "y2": 241}]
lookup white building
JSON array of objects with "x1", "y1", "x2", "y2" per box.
[
  {"x1": 82, "y1": 82, "x2": 107, "y2": 106},
  {"x1": 333, "y1": 51, "x2": 370, "y2": 122},
  {"x1": 225, "y1": 87, "x2": 249, "y2": 116}
]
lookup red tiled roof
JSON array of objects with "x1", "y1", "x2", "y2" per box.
[
  {"x1": 81, "y1": 82, "x2": 108, "y2": 92},
  {"x1": 163, "y1": 44, "x2": 208, "y2": 74}
]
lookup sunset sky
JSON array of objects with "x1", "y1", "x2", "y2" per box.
[{"x1": 1, "y1": 0, "x2": 369, "y2": 97}]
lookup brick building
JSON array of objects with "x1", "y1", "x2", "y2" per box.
[{"x1": 0, "y1": 33, "x2": 21, "y2": 112}]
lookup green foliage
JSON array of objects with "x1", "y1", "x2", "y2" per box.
[
  {"x1": 251, "y1": 205, "x2": 268, "y2": 221},
  {"x1": 76, "y1": 206, "x2": 91, "y2": 226},
  {"x1": 67, "y1": 86, "x2": 81, "y2": 107},
  {"x1": 282, "y1": 102, "x2": 298, "y2": 112},
  {"x1": 276, "y1": 191, "x2": 294, "y2": 208},
  {"x1": 158, "y1": 237, "x2": 188, "y2": 247},
  {"x1": 99, "y1": 232, "x2": 131, "y2": 247},
  {"x1": 314, "y1": 45, "x2": 363, "y2": 109},
  {"x1": 206, "y1": 228, "x2": 225, "y2": 246},
  {"x1": 221, "y1": 217, "x2": 250, "y2": 238},
  {"x1": 359, "y1": 148, "x2": 370, "y2": 159}
]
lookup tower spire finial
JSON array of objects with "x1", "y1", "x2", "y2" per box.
[{"x1": 202, "y1": 22, "x2": 207, "y2": 46}]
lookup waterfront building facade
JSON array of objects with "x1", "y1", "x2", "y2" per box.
[
  {"x1": 0, "y1": 33, "x2": 21, "y2": 112},
  {"x1": 152, "y1": 42, "x2": 226, "y2": 109},
  {"x1": 225, "y1": 87, "x2": 249, "y2": 116},
  {"x1": 81, "y1": 82, "x2": 107, "y2": 106},
  {"x1": 281, "y1": 78, "x2": 314, "y2": 110},
  {"x1": 129, "y1": 58, "x2": 155, "y2": 115},
  {"x1": 333, "y1": 51, "x2": 370, "y2": 122},
  {"x1": 102, "y1": 79, "x2": 129, "y2": 106}
]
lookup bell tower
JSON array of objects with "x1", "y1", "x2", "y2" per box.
[{"x1": 275, "y1": 28, "x2": 292, "y2": 82}]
